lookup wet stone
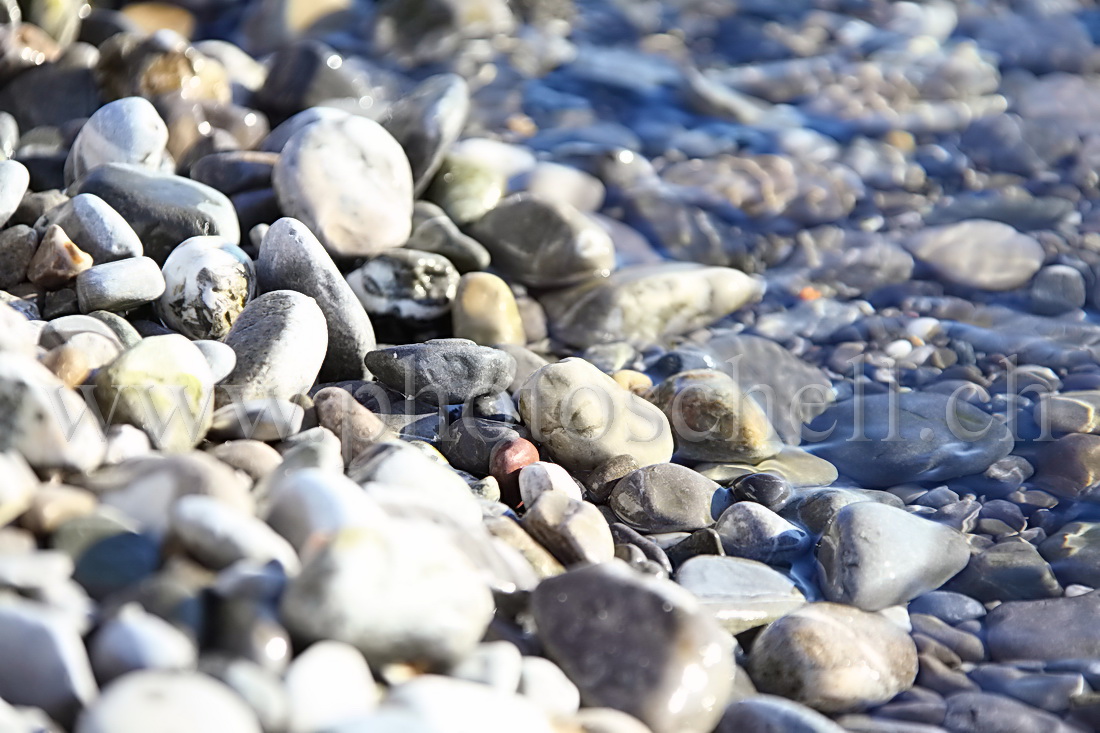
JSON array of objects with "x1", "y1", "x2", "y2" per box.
[
  {"x1": 674, "y1": 555, "x2": 805, "y2": 634},
  {"x1": 608, "y1": 463, "x2": 722, "y2": 533},
  {"x1": 714, "y1": 501, "x2": 809, "y2": 566}
]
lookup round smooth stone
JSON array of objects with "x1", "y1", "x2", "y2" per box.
[
  {"x1": 714, "y1": 502, "x2": 810, "y2": 565},
  {"x1": 76, "y1": 257, "x2": 165, "y2": 313},
  {"x1": 157, "y1": 236, "x2": 256, "y2": 340},
  {"x1": 608, "y1": 463, "x2": 722, "y2": 533},
  {"x1": 35, "y1": 193, "x2": 143, "y2": 263},
  {"x1": 193, "y1": 340, "x2": 236, "y2": 383},
  {"x1": 272, "y1": 115, "x2": 413, "y2": 258},
  {"x1": 452, "y1": 272, "x2": 525, "y2": 346},
  {"x1": 65, "y1": 96, "x2": 169, "y2": 185},
  {"x1": 903, "y1": 219, "x2": 1044, "y2": 291},
  {"x1": 169, "y1": 494, "x2": 300, "y2": 574},
  {"x1": 89, "y1": 603, "x2": 197, "y2": 684},
  {"x1": 284, "y1": 641, "x2": 379, "y2": 733},
  {"x1": 518, "y1": 461, "x2": 582, "y2": 508},
  {"x1": 28, "y1": 225, "x2": 92, "y2": 290},
  {"x1": 74, "y1": 671, "x2": 263, "y2": 733},
  {"x1": 407, "y1": 201, "x2": 491, "y2": 273}
]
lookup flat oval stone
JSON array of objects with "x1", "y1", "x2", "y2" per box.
[
  {"x1": 748, "y1": 603, "x2": 918, "y2": 713},
  {"x1": 75, "y1": 671, "x2": 262, "y2": 733},
  {"x1": 471, "y1": 194, "x2": 614, "y2": 288},
  {"x1": 608, "y1": 463, "x2": 721, "y2": 533},
  {"x1": 903, "y1": 219, "x2": 1044, "y2": 291},
  {"x1": 272, "y1": 114, "x2": 413, "y2": 258},
  {"x1": 518, "y1": 357, "x2": 673, "y2": 472},
  {"x1": 805, "y1": 392, "x2": 1014, "y2": 488},
  {"x1": 70, "y1": 162, "x2": 240, "y2": 265},
  {"x1": 258, "y1": 218, "x2": 375, "y2": 382},
  {"x1": 674, "y1": 555, "x2": 806, "y2": 634},
  {"x1": 364, "y1": 339, "x2": 515, "y2": 405},
  {"x1": 34, "y1": 193, "x2": 142, "y2": 263},
  {"x1": 817, "y1": 502, "x2": 970, "y2": 611},
  {"x1": 219, "y1": 290, "x2": 328, "y2": 405},
  {"x1": 157, "y1": 236, "x2": 256, "y2": 341},
  {"x1": 452, "y1": 272, "x2": 525, "y2": 346},
  {"x1": 540, "y1": 264, "x2": 765, "y2": 348},
  {"x1": 64, "y1": 96, "x2": 168, "y2": 185},
  {"x1": 531, "y1": 561, "x2": 735, "y2": 733},
  {"x1": 76, "y1": 256, "x2": 165, "y2": 313},
  {"x1": 985, "y1": 592, "x2": 1100, "y2": 662}
]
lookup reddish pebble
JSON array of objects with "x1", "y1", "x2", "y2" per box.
[{"x1": 490, "y1": 436, "x2": 540, "y2": 508}]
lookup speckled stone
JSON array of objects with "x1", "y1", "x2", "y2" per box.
[{"x1": 156, "y1": 236, "x2": 256, "y2": 341}]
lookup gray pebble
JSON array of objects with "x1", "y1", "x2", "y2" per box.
[
  {"x1": 35, "y1": 193, "x2": 143, "y2": 263},
  {"x1": 364, "y1": 338, "x2": 515, "y2": 404},
  {"x1": 0, "y1": 159, "x2": 28, "y2": 228},
  {"x1": 89, "y1": 603, "x2": 197, "y2": 684},
  {"x1": 76, "y1": 256, "x2": 165, "y2": 313}
]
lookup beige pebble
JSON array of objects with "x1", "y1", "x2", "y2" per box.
[
  {"x1": 27, "y1": 225, "x2": 93, "y2": 290},
  {"x1": 21, "y1": 484, "x2": 99, "y2": 536},
  {"x1": 41, "y1": 343, "x2": 91, "y2": 388},
  {"x1": 452, "y1": 272, "x2": 525, "y2": 346},
  {"x1": 611, "y1": 369, "x2": 651, "y2": 395}
]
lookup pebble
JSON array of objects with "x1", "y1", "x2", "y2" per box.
[
  {"x1": 1040, "y1": 522, "x2": 1100, "y2": 587},
  {"x1": 280, "y1": 520, "x2": 495, "y2": 670},
  {"x1": 425, "y1": 151, "x2": 507, "y2": 225},
  {"x1": 608, "y1": 463, "x2": 722, "y2": 533},
  {"x1": 748, "y1": 603, "x2": 918, "y2": 713},
  {"x1": 519, "y1": 460, "x2": 583, "y2": 507},
  {"x1": 0, "y1": 352, "x2": 106, "y2": 472},
  {"x1": 194, "y1": 339, "x2": 236, "y2": 383},
  {"x1": 64, "y1": 96, "x2": 169, "y2": 184},
  {"x1": 346, "y1": 247, "x2": 460, "y2": 322},
  {"x1": 949, "y1": 540, "x2": 1063, "y2": 603},
  {"x1": 806, "y1": 392, "x2": 1014, "y2": 487},
  {"x1": 0, "y1": 159, "x2": 28, "y2": 227},
  {"x1": 471, "y1": 194, "x2": 615, "y2": 287},
  {"x1": 0, "y1": 596, "x2": 98, "y2": 726},
  {"x1": 817, "y1": 502, "x2": 970, "y2": 611},
  {"x1": 312, "y1": 387, "x2": 392, "y2": 465},
  {"x1": 75, "y1": 671, "x2": 262, "y2": 733},
  {"x1": 381, "y1": 73, "x2": 469, "y2": 195},
  {"x1": 489, "y1": 436, "x2": 541, "y2": 506},
  {"x1": 522, "y1": 488, "x2": 614, "y2": 565},
  {"x1": 35, "y1": 193, "x2": 143, "y2": 263},
  {"x1": 650, "y1": 369, "x2": 782, "y2": 463},
  {"x1": 985, "y1": 592, "x2": 1100, "y2": 662},
  {"x1": 284, "y1": 640, "x2": 379, "y2": 733},
  {"x1": 531, "y1": 561, "x2": 735, "y2": 733},
  {"x1": 674, "y1": 555, "x2": 806, "y2": 634},
  {"x1": 518, "y1": 357, "x2": 673, "y2": 471},
  {"x1": 376, "y1": 674, "x2": 555, "y2": 733},
  {"x1": 156, "y1": 236, "x2": 256, "y2": 340},
  {"x1": 89, "y1": 603, "x2": 198, "y2": 684},
  {"x1": 76, "y1": 256, "x2": 165, "y2": 313},
  {"x1": 518, "y1": 655, "x2": 582, "y2": 719},
  {"x1": 272, "y1": 114, "x2": 413, "y2": 258},
  {"x1": 903, "y1": 220, "x2": 1045, "y2": 291},
  {"x1": 716, "y1": 695, "x2": 848, "y2": 733},
  {"x1": 21, "y1": 483, "x2": 97, "y2": 535},
  {"x1": 1031, "y1": 264, "x2": 1087, "y2": 315},
  {"x1": 0, "y1": 224, "x2": 37, "y2": 289},
  {"x1": 28, "y1": 224, "x2": 93, "y2": 289},
  {"x1": 169, "y1": 494, "x2": 300, "y2": 574},
  {"x1": 364, "y1": 339, "x2": 515, "y2": 405},
  {"x1": 219, "y1": 290, "x2": 328, "y2": 404},
  {"x1": 94, "y1": 334, "x2": 215, "y2": 452},
  {"x1": 452, "y1": 271, "x2": 526, "y2": 346},
  {"x1": 942, "y1": 691, "x2": 1076, "y2": 733},
  {"x1": 714, "y1": 501, "x2": 809, "y2": 565},
  {"x1": 70, "y1": 162, "x2": 240, "y2": 265},
  {"x1": 540, "y1": 264, "x2": 764, "y2": 348},
  {"x1": 258, "y1": 217, "x2": 375, "y2": 382}
]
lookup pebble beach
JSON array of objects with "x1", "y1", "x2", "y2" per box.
[{"x1": 2, "y1": 0, "x2": 1100, "y2": 731}]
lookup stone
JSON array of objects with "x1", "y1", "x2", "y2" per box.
[
  {"x1": 0, "y1": 451, "x2": 37, "y2": 526},
  {"x1": 1031, "y1": 265, "x2": 1086, "y2": 315},
  {"x1": 280, "y1": 520, "x2": 495, "y2": 670},
  {"x1": 584, "y1": 454, "x2": 640, "y2": 504},
  {"x1": 425, "y1": 152, "x2": 507, "y2": 225},
  {"x1": 372, "y1": 0, "x2": 515, "y2": 64},
  {"x1": 531, "y1": 561, "x2": 735, "y2": 733},
  {"x1": 452, "y1": 272, "x2": 526, "y2": 346},
  {"x1": 89, "y1": 603, "x2": 197, "y2": 684},
  {"x1": 489, "y1": 436, "x2": 541, "y2": 506},
  {"x1": 169, "y1": 494, "x2": 300, "y2": 574},
  {"x1": 0, "y1": 352, "x2": 106, "y2": 472},
  {"x1": 608, "y1": 463, "x2": 722, "y2": 533},
  {"x1": 521, "y1": 489, "x2": 614, "y2": 565},
  {"x1": 1035, "y1": 391, "x2": 1100, "y2": 435},
  {"x1": 346, "y1": 248, "x2": 459, "y2": 322},
  {"x1": 76, "y1": 256, "x2": 165, "y2": 313},
  {"x1": 471, "y1": 194, "x2": 613, "y2": 288},
  {"x1": 903, "y1": 220, "x2": 1044, "y2": 291},
  {"x1": 94, "y1": 334, "x2": 215, "y2": 452},
  {"x1": 518, "y1": 357, "x2": 674, "y2": 472},
  {"x1": 284, "y1": 641, "x2": 379, "y2": 733},
  {"x1": 1040, "y1": 522, "x2": 1100, "y2": 587},
  {"x1": 715, "y1": 695, "x2": 847, "y2": 733},
  {"x1": 525, "y1": 161, "x2": 606, "y2": 213},
  {"x1": 381, "y1": 73, "x2": 469, "y2": 195},
  {"x1": 985, "y1": 591, "x2": 1100, "y2": 661},
  {"x1": 312, "y1": 387, "x2": 392, "y2": 465},
  {"x1": 748, "y1": 603, "x2": 918, "y2": 713},
  {"x1": 219, "y1": 290, "x2": 328, "y2": 405},
  {"x1": 650, "y1": 369, "x2": 782, "y2": 463},
  {"x1": 64, "y1": 96, "x2": 169, "y2": 185},
  {"x1": 27, "y1": 224, "x2": 92, "y2": 289},
  {"x1": 0, "y1": 596, "x2": 98, "y2": 727},
  {"x1": 805, "y1": 392, "x2": 1014, "y2": 488},
  {"x1": 1031, "y1": 433, "x2": 1100, "y2": 500},
  {"x1": 407, "y1": 201, "x2": 491, "y2": 272},
  {"x1": 272, "y1": 115, "x2": 413, "y2": 258},
  {"x1": 156, "y1": 236, "x2": 256, "y2": 341},
  {"x1": 518, "y1": 656, "x2": 581, "y2": 719},
  {"x1": 714, "y1": 502, "x2": 809, "y2": 565},
  {"x1": 377, "y1": 674, "x2": 555, "y2": 732},
  {"x1": 943, "y1": 691, "x2": 1075, "y2": 733},
  {"x1": 258, "y1": 218, "x2": 375, "y2": 382},
  {"x1": 728, "y1": 472, "x2": 792, "y2": 510},
  {"x1": 674, "y1": 555, "x2": 806, "y2": 634},
  {"x1": 194, "y1": 340, "x2": 236, "y2": 383},
  {"x1": 0, "y1": 159, "x2": 28, "y2": 227},
  {"x1": 540, "y1": 264, "x2": 764, "y2": 349},
  {"x1": 572, "y1": 708, "x2": 654, "y2": 733},
  {"x1": 20, "y1": 483, "x2": 97, "y2": 535},
  {"x1": 519, "y1": 461, "x2": 582, "y2": 507},
  {"x1": 189, "y1": 151, "x2": 278, "y2": 196},
  {"x1": 74, "y1": 671, "x2": 262, "y2": 733},
  {"x1": 70, "y1": 163, "x2": 240, "y2": 265},
  {"x1": 817, "y1": 502, "x2": 970, "y2": 611},
  {"x1": 364, "y1": 339, "x2": 515, "y2": 405},
  {"x1": 0, "y1": 225, "x2": 37, "y2": 289}
]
